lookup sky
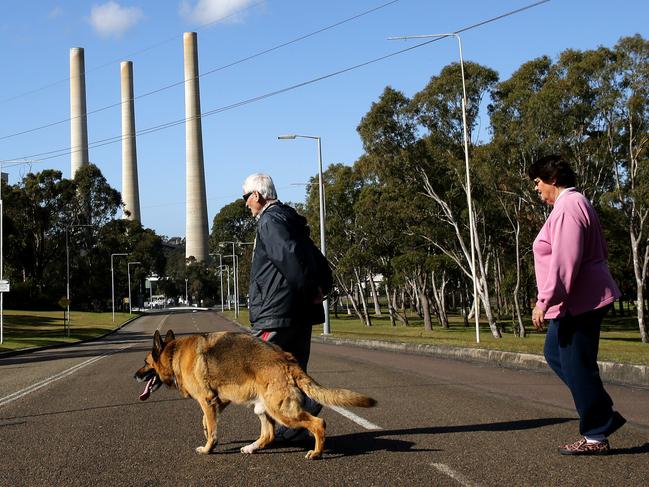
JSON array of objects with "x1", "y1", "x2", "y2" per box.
[{"x1": 1, "y1": 0, "x2": 647, "y2": 239}]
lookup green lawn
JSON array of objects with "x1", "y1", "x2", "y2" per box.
[
  {"x1": 3, "y1": 307, "x2": 646, "y2": 366},
  {"x1": 0, "y1": 310, "x2": 134, "y2": 352},
  {"x1": 225, "y1": 309, "x2": 649, "y2": 366}
]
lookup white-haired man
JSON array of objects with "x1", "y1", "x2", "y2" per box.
[{"x1": 242, "y1": 173, "x2": 325, "y2": 440}]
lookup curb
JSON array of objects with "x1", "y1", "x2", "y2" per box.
[{"x1": 312, "y1": 335, "x2": 649, "y2": 389}]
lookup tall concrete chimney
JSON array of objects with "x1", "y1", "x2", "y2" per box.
[
  {"x1": 183, "y1": 32, "x2": 209, "y2": 262},
  {"x1": 70, "y1": 47, "x2": 89, "y2": 177},
  {"x1": 120, "y1": 61, "x2": 141, "y2": 222}
]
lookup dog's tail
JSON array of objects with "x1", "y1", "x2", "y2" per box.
[{"x1": 290, "y1": 363, "x2": 377, "y2": 408}]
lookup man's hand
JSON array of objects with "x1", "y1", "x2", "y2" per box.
[{"x1": 532, "y1": 306, "x2": 546, "y2": 331}]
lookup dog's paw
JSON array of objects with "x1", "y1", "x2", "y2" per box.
[
  {"x1": 240, "y1": 441, "x2": 259, "y2": 454},
  {"x1": 195, "y1": 446, "x2": 211, "y2": 454},
  {"x1": 305, "y1": 449, "x2": 322, "y2": 460}
]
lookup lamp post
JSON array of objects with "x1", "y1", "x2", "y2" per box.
[
  {"x1": 222, "y1": 254, "x2": 236, "y2": 315},
  {"x1": 223, "y1": 265, "x2": 231, "y2": 310},
  {"x1": 111, "y1": 253, "x2": 128, "y2": 322},
  {"x1": 278, "y1": 134, "x2": 330, "y2": 335},
  {"x1": 210, "y1": 253, "x2": 224, "y2": 311},
  {"x1": 127, "y1": 261, "x2": 141, "y2": 314},
  {"x1": 388, "y1": 32, "x2": 480, "y2": 343},
  {"x1": 185, "y1": 278, "x2": 188, "y2": 305},
  {"x1": 220, "y1": 242, "x2": 238, "y2": 317},
  {"x1": 65, "y1": 224, "x2": 94, "y2": 335}
]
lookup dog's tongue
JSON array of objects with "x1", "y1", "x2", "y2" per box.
[{"x1": 139, "y1": 377, "x2": 155, "y2": 401}]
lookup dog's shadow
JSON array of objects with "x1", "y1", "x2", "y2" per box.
[{"x1": 220, "y1": 417, "x2": 573, "y2": 457}]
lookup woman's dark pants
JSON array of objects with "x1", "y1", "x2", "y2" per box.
[{"x1": 544, "y1": 307, "x2": 624, "y2": 437}]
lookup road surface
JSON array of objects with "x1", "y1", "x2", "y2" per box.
[{"x1": 1, "y1": 310, "x2": 647, "y2": 486}]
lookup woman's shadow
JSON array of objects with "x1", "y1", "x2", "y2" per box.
[{"x1": 322, "y1": 416, "x2": 575, "y2": 457}]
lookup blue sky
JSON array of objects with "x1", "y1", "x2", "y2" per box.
[{"x1": 1, "y1": 0, "x2": 647, "y2": 238}]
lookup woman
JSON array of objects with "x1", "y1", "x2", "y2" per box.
[{"x1": 529, "y1": 154, "x2": 625, "y2": 455}]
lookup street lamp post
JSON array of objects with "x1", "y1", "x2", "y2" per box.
[
  {"x1": 220, "y1": 242, "x2": 238, "y2": 317},
  {"x1": 127, "y1": 261, "x2": 142, "y2": 314},
  {"x1": 210, "y1": 253, "x2": 224, "y2": 311},
  {"x1": 111, "y1": 253, "x2": 128, "y2": 322},
  {"x1": 185, "y1": 278, "x2": 188, "y2": 305},
  {"x1": 278, "y1": 134, "x2": 330, "y2": 335},
  {"x1": 222, "y1": 254, "x2": 236, "y2": 315},
  {"x1": 388, "y1": 32, "x2": 480, "y2": 343},
  {"x1": 223, "y1": 265, "x2": 231, "y2": 310}
]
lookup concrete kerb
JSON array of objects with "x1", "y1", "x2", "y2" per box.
[
  {"x1": 220, "y1": 313, "x2": 649, "y2": 388},
  {"x1": 312, "y1": 335, "x2": 649, "y2": 389}
]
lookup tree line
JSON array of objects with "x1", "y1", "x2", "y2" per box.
[
  {"x1": 4, "y1": 35, "x2": 647, "y2": 346},
  {"x1": 295, "y1": 34, "x2": 647, "y2": 343}
]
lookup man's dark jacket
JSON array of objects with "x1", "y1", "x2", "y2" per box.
[{"x1": 249, "y1": 202, "x2": 325, "y2": 330}]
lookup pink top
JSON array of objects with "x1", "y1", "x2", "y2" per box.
[{"x1": 533, "y1": 189, "x2": 620, "y2": 319}]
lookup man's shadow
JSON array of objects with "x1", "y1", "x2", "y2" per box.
[{"x1": 222, "y1": 417, "x2": 574, "y2": 457}]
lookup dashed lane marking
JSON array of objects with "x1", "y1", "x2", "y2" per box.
[
  {"x1": 328, "y1": 405, "x2": 381, "y2": 430},
  {"x1": 431, "y1": 463, "x2": 479, "y2": 487}
]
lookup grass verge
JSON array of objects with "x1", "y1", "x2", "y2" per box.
[
  {"x1": 224, "y1": 309, "x2": 649, "y2": 366},
  {"x1": 0, "y1": 310, "x2": 135, "y2": 352}
]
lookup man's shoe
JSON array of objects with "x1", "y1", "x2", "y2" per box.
[
  {"x1": 275, "y1": 398, "x2": 322, "y2": 442},
  {"x1": 275, "y1": 426, "x2": 310, "y2": 442},
  {"x1": 304, "y1": 397, "x2": 323, "y2": 416},
  {"x1": 558, "y1": 437, "x2": 610, "y2": 456}
]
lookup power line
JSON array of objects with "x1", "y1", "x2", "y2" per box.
[
  {"x1": 0, "y1": 0, "x2": 267, "y2": 106},
  {"x1": 11, "y1": 0, "x2": 551, "y2": 164},
  {"x1": 0, "y1": 0, "x2": 401, "y2": 142}
]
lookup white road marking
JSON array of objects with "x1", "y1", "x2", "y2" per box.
[
  {"x1": 328, "y1": 405, "x2": 381, "y2": 430},
  {"x1": 431, "y1": 463, "x2": 479, "y2": 487},
  {"x1": 0, "y1": 344, "x2": 132, "y2": 408}
]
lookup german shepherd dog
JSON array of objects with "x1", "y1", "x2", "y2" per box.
[{"x1": 134, "y1": 330, "x2": 376, "y2": 459}]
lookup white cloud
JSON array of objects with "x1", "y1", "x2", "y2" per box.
[
  {"x1": 180, "y1": 0, "x2": 259, "y2": 26},
  {"x1": 89, "y1": 2, "x2": 144, "y2": 38}
]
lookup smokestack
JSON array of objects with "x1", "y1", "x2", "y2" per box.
[
  {"x1": 183, "y1": 32, "x2": 209, "y2": 262},
  {"x1": 120, "y1": 61, "x2": 141, "y2": 222},
  {"x1": 70, "y1": 47, "x2": 89, "y2": 177}
]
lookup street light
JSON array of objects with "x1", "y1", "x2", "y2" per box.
[
  {"x1": 278, "y1": 134, "x2": 330, "y2": 335},
  {"x1": 65, "y1": 224, "x2": 94, "y2": 335},
  {"x1": 111, "y1": 253, "x2": 128, "y2": 322},
  {"x1": 220, "y1": 242, "x2": 238, "y2": 317},
  {"x1": 210, "y1": 253, "x2": 224, "y2": 311},
  {"x1": 388, "y1": 32, "x2": 480, "y2": 343},
  {"x1": 127, "y1": 261, "x2": 142, "y2": 314}
]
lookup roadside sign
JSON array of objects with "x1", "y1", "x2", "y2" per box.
[{"x1": 0, "y1": 280, "x2": 9, "y2": 292}]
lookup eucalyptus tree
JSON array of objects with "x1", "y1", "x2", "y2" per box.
[
  {"x1": 410, "y1": 61, "x2": 502, "y2": 337},
  {"x1": 605, "y1": 36, "x2": 649, "y2": 342},
  {"x1": 490, "y1": 37, "x2": 649, "y2": 342},
  {"x1": 209, "y1": 198, "x2": 256, "y2": 298}
]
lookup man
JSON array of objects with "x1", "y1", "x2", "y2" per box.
[{"x1": 242, "y1": 173, "x2": 325, "y2": 440}]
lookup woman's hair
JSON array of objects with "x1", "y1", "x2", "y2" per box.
[
  {"x1": 242, "y1": 173, "x2": 278, "y2": 200},
  {"x1": 528, "y1": 154, "x2": 577, "y2": 188}
]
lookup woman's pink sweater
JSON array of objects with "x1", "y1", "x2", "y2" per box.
[{"x1": 533, "y1": 189, "x2": 620, "y2": 319}]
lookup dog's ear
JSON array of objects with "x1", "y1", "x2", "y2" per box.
[
  {"x1": 153, "y1": 330, "x2": 164, "y2": 360},
  {"x1": 164, "y1": 329, "x2": 175, "y2": 343}
]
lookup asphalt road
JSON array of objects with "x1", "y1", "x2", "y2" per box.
[{"x1": 1, "y1": 311, "x2": 648, "y2": 487}]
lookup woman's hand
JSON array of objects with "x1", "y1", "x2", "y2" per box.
[{"x1": 532, "y1": 306, "x2": 546, "y2": 331}]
